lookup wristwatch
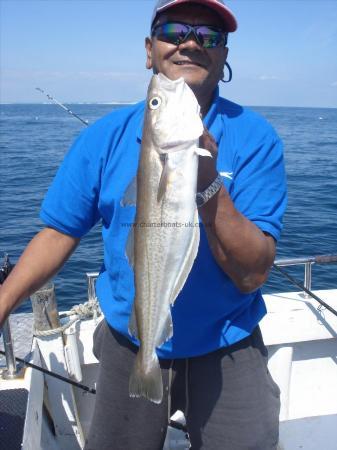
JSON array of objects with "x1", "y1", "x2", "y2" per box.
[{"x1": 196, "y1": 174, "x2": 223, "y2": 207}]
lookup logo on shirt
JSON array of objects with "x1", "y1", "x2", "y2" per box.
[{"x1": 219, "y1": 171, "x2": 233, "y2": 180}]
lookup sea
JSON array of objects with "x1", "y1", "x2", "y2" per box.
[{"x1": 1, "y1": 103, "x2": 336, "y2": 314}]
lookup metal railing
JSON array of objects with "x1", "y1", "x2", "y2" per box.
[
  {"x1": 85, "y1": 254, "x2": 337, "y2": 302},
  {"x1": 1, "y1": 254, "x2": 336, "y2": 377},
  {"x1": 274, "y1": 254, "x2": 337, "y2": 296},
  {"x1": 85, "y1": 254, "x2": 337, "y2": 317}
]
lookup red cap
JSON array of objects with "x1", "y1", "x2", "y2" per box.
[{"x1": 151, "y1": 0, "x2": 238, "y2": 32}]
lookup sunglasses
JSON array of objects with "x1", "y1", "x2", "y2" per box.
[{"x1": 151, "y1": 22, "x2": 228, "y2": 49}]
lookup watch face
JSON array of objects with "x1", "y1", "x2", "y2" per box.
[{"x1": 196, "y1": 193, "x2": 204, "y2": 207}]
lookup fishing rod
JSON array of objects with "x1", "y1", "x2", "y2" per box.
[
  {"x1": 0, "y1": 349, "x2": 96, "y2": 394},
  {"x1": 273, "y1": 257, "x2": 337, "y2": 317},
  {"x1": 36, "y1": 87, "x2": 89, "y2": 127},
  {"x1": 0, "y1": 344, "x2": 186, "y2": 432},
  {"x1": 0, "y1": 346, "x2": 186, "y2": 432},
  {"x1": 0, "y1": 344, "x2": 187, "y2": 432}
]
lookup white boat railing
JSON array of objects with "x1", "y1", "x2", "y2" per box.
[
  {"x1": 274, "y1": 254, "x2": 337, "y2": 294},
  {"x1": 85, "y1": 254, "x2": 337, "y2": 303},
  {"x1": 1, "y1": 254, "x2": 337, "y2": 377}
]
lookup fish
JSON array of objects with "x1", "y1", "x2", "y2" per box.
[{"x1": 123, "y1": 73, "x2": 210, "y2": 403}]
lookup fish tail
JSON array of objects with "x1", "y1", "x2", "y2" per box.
[{"x1": 129, "y1": 351, "x2": 163, "y2": 404}]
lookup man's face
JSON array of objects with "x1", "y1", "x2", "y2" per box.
[{"x1": 145, "y1": 4, "x2": 228, "y2": 101}]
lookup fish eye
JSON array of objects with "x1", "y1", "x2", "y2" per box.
[{"x1": 149, "y1": 96, "x2": 162, "y2": 110}]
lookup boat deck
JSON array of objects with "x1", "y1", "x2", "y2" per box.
[{"x1": 1, "y1": 289, "x2": 337, "y2": 450}]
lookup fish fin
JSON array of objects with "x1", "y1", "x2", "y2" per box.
[
  {"x1": 170, "y1": 208, "x2": 200, "y2": 304},
  {"x1": 126, "y1": 228, "x2": 135, "y2": 268},
  {"x1": 128, "y1": 302, "x2": 138, "y2": 339},
  {"x1": 157, "y1": 154, "x2": 169, "y2": 202},
  {"x1": 121, "y1": 176, "x2": 137, "y2": 207},
  {"x1": 129, "y1": 351, "x2": 163, "y2": 404},
  {"x1": 195, "y1": 147, "x2": 212, "y2": 158},
  {"x1": 156, "y1": 310, "x2": 173, "y2": 347}
]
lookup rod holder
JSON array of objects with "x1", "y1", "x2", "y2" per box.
[
  {"x1": 1, "y1": 320, "x2": 17, "y2": 378},
  {"x1": 30, "y1": 281, "x2": 60, "y2": 332},
  {"x1": 86, "y1": 272, "x2": 98, "y2": 302},
  {"x1": 0, "y1": 253, "x2": 21, "y2": 378}
]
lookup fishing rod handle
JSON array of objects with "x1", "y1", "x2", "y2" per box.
[{"x1": 314, "y1": 254, "x2": 337, "y2": 264}]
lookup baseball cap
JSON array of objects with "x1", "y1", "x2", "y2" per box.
[{"x1": 151, "y1": 0, "x2": 238, "y2": 32}]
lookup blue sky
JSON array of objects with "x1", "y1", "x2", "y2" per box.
[{"x1": 1, "y1": 0, "x2": 337, "y2": 107}]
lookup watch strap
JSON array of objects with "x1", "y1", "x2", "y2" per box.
[{"x1": 196, "y1": 174, "x2": 223, "y2": 207}]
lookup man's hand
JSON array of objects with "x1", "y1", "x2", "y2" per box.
[
  {"x1": 197, "y1": 127, "x2": 218, "y2": 192},
  {"x1": 0, "y1": 228, "x2": 80, "y2": 328}
]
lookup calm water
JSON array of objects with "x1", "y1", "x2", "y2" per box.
[{"x1": 1, "y1": 103, "x2": 336, "y2": 313}]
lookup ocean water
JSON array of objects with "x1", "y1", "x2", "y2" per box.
[{"x1": 1, "y1": 103, "x2": 336, "y2": 313}]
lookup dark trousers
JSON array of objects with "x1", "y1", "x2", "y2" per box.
[{"x1": 84, "y1": 320, "x2": 280, "y2": 450}]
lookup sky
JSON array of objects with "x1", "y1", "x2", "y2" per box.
[{"x1": 1, "y1": 0, "x2": 337, "y2": 107}]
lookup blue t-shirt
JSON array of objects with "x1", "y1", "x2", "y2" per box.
[{"x1": 40, "y1": 88, "x2": 287, "y2": 359}]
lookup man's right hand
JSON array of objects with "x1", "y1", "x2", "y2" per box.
[{"x1": 0, "y1": 227, "x2": 80, "y2": 328}]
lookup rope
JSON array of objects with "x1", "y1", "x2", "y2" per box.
[
  {"x1": 69, "y1": 299, "x2": 101, "y2": 319},
  {"x1": 33, "y1": 317, "x2": 79, "y2": 337},
  {"x1": 34, "y1": 299, "x2": 101, "y2": 336}
]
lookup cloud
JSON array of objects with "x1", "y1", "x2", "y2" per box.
[
  {"x1": 2, "y1": 70, "x2": 69, "y2": 81},
  {"x1": 258, "y1": 75, "x2": 282, "y2": 81},
  {"x1": 77, "y1": 71, "x2": 141, "y2": 81},
  {"x1": 2, "y1": 69, "x2": 148, "y2": 83}
]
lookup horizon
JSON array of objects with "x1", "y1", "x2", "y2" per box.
[
  {"x1": 1, "y1": 1, "x2": 337, "y2": 108},
  {"x1": 1, "y1": 102, "x2": 337, "y2": 110}
]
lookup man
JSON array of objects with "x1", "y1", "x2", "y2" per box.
[{"x1": 0, "y1": 1, "x2": 286, "y2": 449}]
